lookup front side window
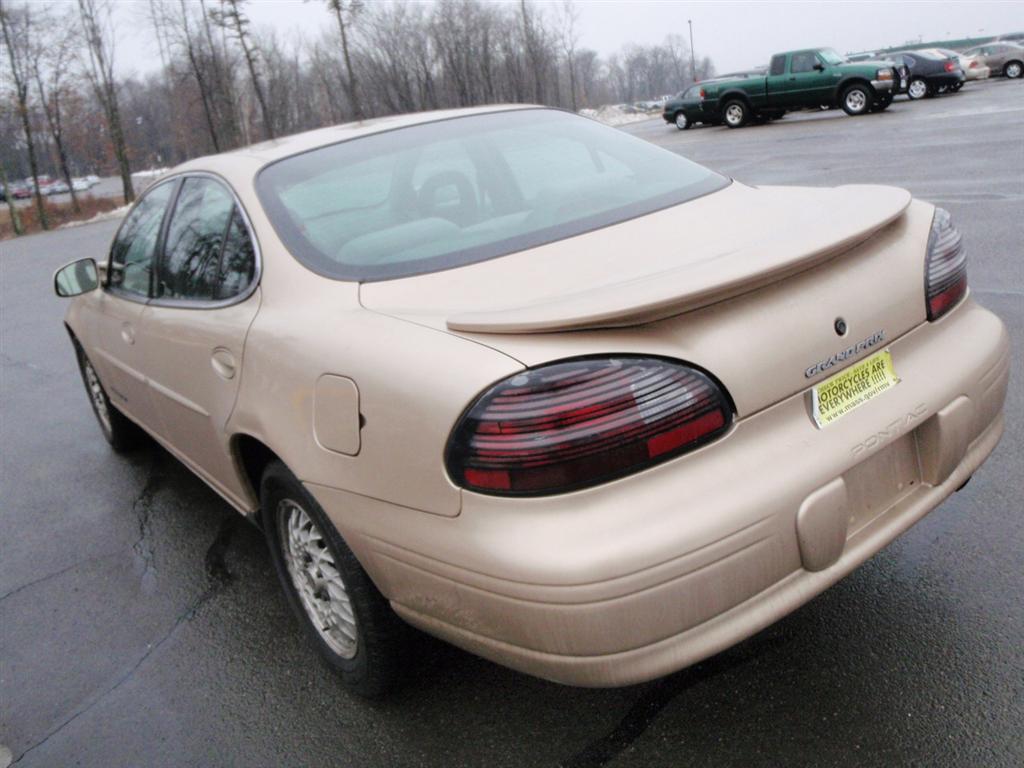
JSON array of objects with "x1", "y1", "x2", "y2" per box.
[
  {"x1": 108, "y1": 181, "x2": 174, "y2": 297},
  {"x1": 256, "y1": 109, "x2": 728, "y2": 281},
  {"x1": 791, "y1": 51, "x2": 821, "y2": 73},
  {"x1": 158, "y1": 177, "x2": 256, "y2": 302}
]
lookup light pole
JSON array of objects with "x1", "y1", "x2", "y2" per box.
[{"x1": 688, "y1": 19, "x2": 697, "y2": 81}]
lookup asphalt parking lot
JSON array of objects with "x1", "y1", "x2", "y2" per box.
[{"x1": 1, "y1": 78, "x2": 1022, "y2": 768}]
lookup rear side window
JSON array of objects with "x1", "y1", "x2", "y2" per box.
[
  {"x1": 769, "y1": 55, "x2": 786, "y2": 76},
  {"x1": 108, "y1": 181, "x2": 174, "y2": 297},
  {"x1": 158, "y1": 177, "x2": 256, "y2": 302},
  {"x1": 790, "y1": 51, "x2": 820, "y2": 73}
]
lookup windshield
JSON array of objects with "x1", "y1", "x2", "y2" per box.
[
  {"x1": 256, "y1": 109, "x2": 728, "y2": 281},
  {"x1": 819, "y1": 48, "x2": 846, "y2": 65}
]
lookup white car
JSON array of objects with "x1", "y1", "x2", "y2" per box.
[{"x1": 927, "y1": 48, "x2": 990, "y2": 81}]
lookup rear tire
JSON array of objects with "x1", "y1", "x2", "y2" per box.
[
  {"x1": 674, "y1": 112, "x2": 690, "y2": 130},
  {"x1": 722, "y1": 99, "x2": 749, "y2": 128},
  {"x1": 1004, "y1": 60, "x2": 1023, "y2": 79},
  {"x1": 73, "y1": 343, "x2": 142, "y2": 452},
  {"x1": 907, "y1": 77, "x2": 928, "y2": 100},
  {"x1": 840, "y1": 83, "x2": 872, "y2": 115},
  {"x1": 261, "y1": 460, "x2": 409, "y2": 698}
]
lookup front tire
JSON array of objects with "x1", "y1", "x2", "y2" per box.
[
  {"x1": 261, "y1": 461, "x2": 408, "y2": 698},
  {"x1": 871, "y1": 94, "x2": 893, "y2": 112},
  {"x1": 840, "y1": 83, "x2": 872, "y2": 115},
  {"x1": 674, "y1": 112, "x2": 689, "y2": 130},
  {"x1": 73, "y1": 344, "x2": 142, "y2": 452},
  {"x1": 1005, "y1": 60, "x2": 1023, "y2": 79},
  {"x1": 722, "y1": 99, "x2": 749, "y2": 128},
  {"x1": 907, "y1": 77, "x2": 928, "y2": 100}
]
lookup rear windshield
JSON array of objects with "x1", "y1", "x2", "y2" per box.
[{"x1": 256, "y1": 109, "x2": 728, "y2": 281}]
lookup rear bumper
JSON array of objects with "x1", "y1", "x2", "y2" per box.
[{"x1": 311, "y1": 297, "x2": 1010, "y2": 687}]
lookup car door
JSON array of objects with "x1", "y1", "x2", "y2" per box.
[
  {"x1": 783, "y1": 51, "x2": 835, "y2": 107},
  {"x1": 91, "y1": 179, "x2": 176, "y2": 427},
  {"x1": 138, "y1": 174, "x2": 261, "y2": 506}
]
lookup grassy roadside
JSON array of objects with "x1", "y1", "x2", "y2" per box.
[{"x1": 1, "y1": 195, "x2": 125, "y2": 240}]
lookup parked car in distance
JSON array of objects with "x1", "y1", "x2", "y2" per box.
[
  {"x1": 44, "y1": 180, "x2": 71, "y2": 195},
  {"x1": 960, "y1": 42, "x2": 1024, "y2": 79},
  {"x1": 53, "y1": 106, "x2": 1010, "y2": 697},
  {"x1": 662, "y1": 78, "x2": 744, "y2": 129},
  {"x1": 891, "y1": 50, "x2": 965, "y2": 98},
  {"x1": 927, "y1": 47, "x2": 990, "y2": 80},
  {"x1": 84, "y1": 174, "x2": 100, "y2": 186},
  {"x1": 11, "y1": 183, "x2": 32, "y2": 199},
  {"x1": 71, "y1": 178, "x2": 91, "y2": 192},
  {"x1": 701, "y1": 47, "x2": 904, "y2": 127}
]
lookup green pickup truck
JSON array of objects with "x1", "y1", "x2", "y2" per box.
[{"x1": 663, "y1": 48, "x2": 907, "y2": 129}]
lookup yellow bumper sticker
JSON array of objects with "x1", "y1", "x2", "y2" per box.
[{"x1": 812, "y1": 349, "x2": 899, "y2": 428}]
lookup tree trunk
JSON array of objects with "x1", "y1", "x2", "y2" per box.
[
  {"x1": 0, "y1": 160, "x2": 25, "y2": 236},
  {"x1": 333, "y1": 4, "x2": 363, "y2": 119}
]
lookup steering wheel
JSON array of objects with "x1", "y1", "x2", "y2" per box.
[{"x1": 416, "y1": 170, "x2": 478, "y2": 227}]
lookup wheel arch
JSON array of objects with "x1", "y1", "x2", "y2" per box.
[
  {"x1": 717, "y1": 90, "x2": 752, "y2": 113},
  {"x1": 231, "y1": 433, "x2": 285, "y2": 525},
  {"x1": 837, "y1": 76, "x2": 874, "y2": 96},
  {"x1": 1004, "y1": 58, "x2": 1023, "y2": 75}
]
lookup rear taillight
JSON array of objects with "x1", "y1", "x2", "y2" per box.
[
  {"x1": 925, "y1": 207, "x2": 967, "y2": 321},
  {"x1": 945, "y1": 61, "x2": 956, "y2": 72},
  {"x1": 698, "y1": 88, "x2": 706, "y2": 100},
  {"x1": 970, "y1": 60, "x2": 979, "y2": 68},
  {"x1": 446, "y1": 357, "x2": 733, "y2": 495}
]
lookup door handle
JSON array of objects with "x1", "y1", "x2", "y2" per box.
[
  {"x1": 120, "y1": 322, "x2": 135, "y2": 345},
  {"x1": 211, "y1": 348, "x2": 237, "y2": 380}
]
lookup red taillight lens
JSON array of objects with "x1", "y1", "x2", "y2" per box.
[
  {"x1": 698, "y1": 88, "x2": 706, "y2": 99},
  {"x1": 945, "y1": 61, "x2": 956, "y2": 72},
  {"x1": 446, "y1": 357, "x2": 733, "y2": 496},
  {"x1": 970, "y1": 60, "x2": 979, "y2": 68},
  {"x1": 925, "y1": 207, "x2": 967, "y2": 321}
]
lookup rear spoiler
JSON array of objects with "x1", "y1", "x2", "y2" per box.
[{"x1": 447, "y1": 185, "x2": 912, "y2": 334}]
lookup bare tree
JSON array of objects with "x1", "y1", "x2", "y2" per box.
[
  {"x1": 77, "y1": 0, "x2": 134, "y2": 202},
  {"x1": 1, "y1": 0, "x2": 50, "y2": 228},
  {"x1": 559, "y1": 0, "x2": 581, "y2": 111},
  {"x1": 324, "y1": 0, "x2": 364, "y2": 119},
  {"x1": 213, "y1": 0, "x2": 274, "y2": 139},
  {"x1": 31, "y1": 6, "x2": 82, "y2": 212}
]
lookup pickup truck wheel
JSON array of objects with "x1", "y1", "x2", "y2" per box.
[
  {"x1": 674, "y1": 112, "x2": 690, "y2": 130},
  {"x1": 907, "y1": 77, "x2": 928, "y2": 100},
  {"x1": 722, "y1": 100, "x2": 749, "y2": 128},
  {"x1": 840, "y1": 83, "x2": 872, "y2": 115},
  {"x1": 1005, "y1": 61, "x2": 1023, "y2": 78},
  {"x1": 261, "y1": 460, "x2": 409, "y2": 698}
]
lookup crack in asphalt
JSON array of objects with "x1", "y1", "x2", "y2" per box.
[
  {"x1": 10, "y1": 517, "x2": 240, "y2": 766},
  {"x1": 558, "y1": 640, "x2": 780, "y2": 768},
  {"x1": 0, "y1": 550, "x2": 122, "y2": 604},
  {"x1": 130, "y1": 454, "x2": 165, "y2": 582}
]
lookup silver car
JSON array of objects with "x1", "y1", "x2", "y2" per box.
[{"x1": 960, "y1": 42, "x2": 1024, "y2": 79}]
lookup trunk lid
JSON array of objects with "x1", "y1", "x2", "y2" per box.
[{"x1": 361, "y1": 182, "x2": 931, "y2": 417}]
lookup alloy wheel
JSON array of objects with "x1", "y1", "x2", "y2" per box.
[
  {"x1": 675, "y1": 113, "x2": 688, "y2": 129},
  {"x1": 278, "y1": 498, "x2": 359, "y2": 659},
  {"x1": 725, "y1": 104, "x2": 744, "y2": 126},
  {"x1": 845, "y1": 89, "x2": 867, "y2": 113},
  {"x1": 83, "y1": 359, "x2": 112, "y2": 436},
  {"x1": 908, "y1": 79, "x2": 927, "y2": 99},
  {"x1": 1006, "y1": 62, "x2": 1022, "y2": 78}
]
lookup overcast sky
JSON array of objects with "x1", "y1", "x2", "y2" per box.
[{"x1": 115, "y1": 0, "x2": 1023, "y2": 78}]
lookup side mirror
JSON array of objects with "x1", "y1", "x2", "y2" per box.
[
  {"x1": 813, "y1": 63, "x2": 826, "y2": 72},
  {"x1": 54, "y1": 258, "x2": 99, "y2": 297}
]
